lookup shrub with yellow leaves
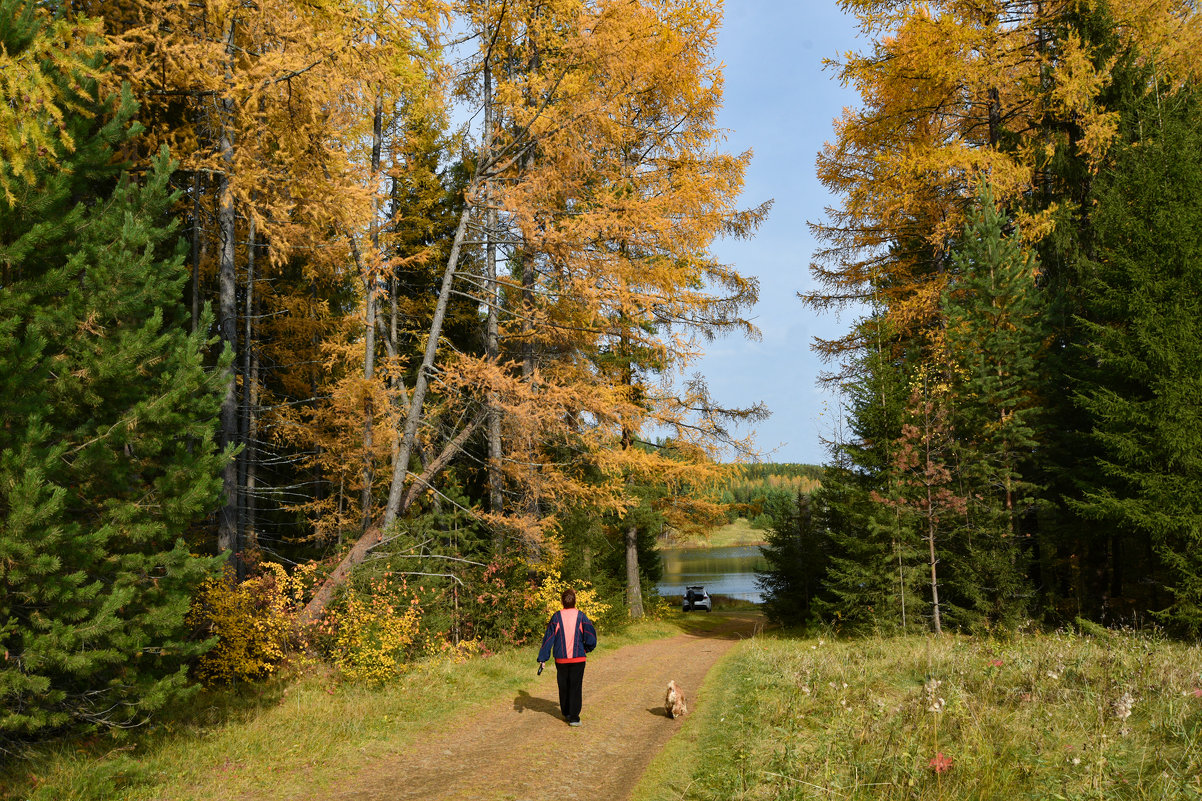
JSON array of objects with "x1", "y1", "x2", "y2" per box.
[
  {"x1": 427, "y1": 636, "x2": 487, "y2": 664},
  {"x1": 189, "y1": 562, "x2": 317, "y2": 684},
  {"x1": 329, "y1": 580, "x2": 423, "y2": 683},
  {"x1": 644, "y1": 592, "x2": 677, "y2": 620},
  {"x1": 530, "y1": 567, "x2": 610, "y2": 624}
]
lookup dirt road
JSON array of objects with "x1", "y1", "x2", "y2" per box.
[{"x1": 314, "y1": 614, "x2": 760, "y2": 801}]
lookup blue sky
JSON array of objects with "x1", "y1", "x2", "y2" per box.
[{"x1": 695, "y1": 2, "x2": 864, "y2": 466}]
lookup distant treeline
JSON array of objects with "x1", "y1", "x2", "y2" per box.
[
  {"x1": 730, "y1": 463, "x2": 825, "y2": 482},
  {"x1": 717, "y1": 464, "x2": 823, "y2": 529}
]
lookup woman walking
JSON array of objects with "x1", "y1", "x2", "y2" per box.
[{"x1": 537, "y1": 588, "x2": 597, "y2": 726}]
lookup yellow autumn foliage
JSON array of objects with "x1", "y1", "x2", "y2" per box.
[
  {"x1": 190, "y1": 563, "x2": 317, "y2": 685},
  {"x1": 426, "y1": 637, "x2": 486, "y2": 664},
  {"x1": 330, "y1": 581, "x2": 423, "y2": 683},
  {"x1": 529, "y1": 567, "x2": 610, "y2": 623}
]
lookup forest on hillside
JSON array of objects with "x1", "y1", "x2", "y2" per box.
[
  {"x1": 759, "y1": 0, "x2": 1202, "y2": 638},
  {"x1": 0, "y1": 0, "x2": 766, "y2": 744},
  {"x1": 713, "y1": 463, "x2": 823, "y2": 530}
]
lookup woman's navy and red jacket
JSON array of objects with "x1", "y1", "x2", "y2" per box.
[{"x1": 537, "y1": 608, "x2": 597, "y2": 664}]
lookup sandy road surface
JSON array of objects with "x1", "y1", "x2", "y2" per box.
[{"x1": 310, "y1": 614, "x2": 760, "y2": 801}]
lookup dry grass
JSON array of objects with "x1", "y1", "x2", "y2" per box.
[{"x1": 634, "y1": 629, "x2": 1202, "y2": 800}]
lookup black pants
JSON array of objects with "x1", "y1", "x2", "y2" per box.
[{"x1": 555, "y1": 661, "x2": 586, "y2": 722}]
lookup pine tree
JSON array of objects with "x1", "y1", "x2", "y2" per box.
[
  {"x1": 0, "y1": 11, "x2": 226, "y2": 737},
  {"x1": 817, "y1": 475, "x2": 923, "y2": 635},
  {"x1": 1075, "y1": 86, "x2": 1202, "y2": 635}
]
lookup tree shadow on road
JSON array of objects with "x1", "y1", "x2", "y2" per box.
[{"x1": 513, "y1": 690, "x2": 562, "y2": 719}]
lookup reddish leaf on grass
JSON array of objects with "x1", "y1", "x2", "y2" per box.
[
  {"x1": 929, "y1": 752, "x2": 954, "y2": 774},
  {"x1": 1192, "y1": 688, "x2": 1202, "y2": 698}
]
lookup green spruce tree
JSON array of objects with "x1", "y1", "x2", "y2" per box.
[
  {"x1": 805, "y1": 320, "x2": 924, "y2": 634},
  {"x1": 757, "y1": 490, "x2": 822, "y2": 627},
  {"x1": 0, "y1": 0, "x2": 227, "y2": 739},
  {"x1": 939, "y1": 184, "x2": 1046, "y2": 630},
  {"x1": 1075, "y1": 86, "x2": 1202, "y2": 635}
]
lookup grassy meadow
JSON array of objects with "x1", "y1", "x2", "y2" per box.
[{"x1": 634, "y1": 629, "x2": 1202, "y2": 800}]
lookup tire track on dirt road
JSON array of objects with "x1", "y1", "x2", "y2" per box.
[{"x1": 314, "y1": 614, "x2": 760, "y2": 801}]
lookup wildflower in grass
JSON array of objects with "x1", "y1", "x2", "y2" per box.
[
  {"x1": 1112, "y1": 692, "x2": 1134, "y2": 722},
  {"x1": 924, "y1": 678, "x2": 945, "y2": 713},
  {"x1": 990, "y1": 659, "x2": 1004, "y2": 668},
  {"x1": 929, "y1": 752, "x2": 954, "y2": 774},
  {"x1": 1191, "y1": 688, "x2": 1202, "y2": 698}
]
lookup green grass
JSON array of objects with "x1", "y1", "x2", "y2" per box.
[
  {"x1": 663, "y1": 518, "x2": 766, "y2": 549},
  {"x1": 633, "y1": 629, "x2": 1202, "y2": 800},
  {"x1": 1, "y1": 618, "x2": 682, "y2": 801}
]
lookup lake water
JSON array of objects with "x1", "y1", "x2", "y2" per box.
[{"x1": 656, "y1": 545, "x2": 767, "y2": 604}]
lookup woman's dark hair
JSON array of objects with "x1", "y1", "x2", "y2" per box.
[{"x1": 561, "y1": 588, "x2": 576, "y2": 608}]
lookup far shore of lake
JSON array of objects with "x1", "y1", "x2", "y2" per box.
[{"x1": 657, "y1": 517, "x2": 767, "y2": 550}]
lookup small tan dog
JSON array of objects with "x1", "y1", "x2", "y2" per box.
[{"x1": 665, "y1": 680, "x2": 688, "y2": 719}]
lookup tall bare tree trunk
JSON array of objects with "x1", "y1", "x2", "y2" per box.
[
  {"x1": 361, "y1": 91, "x2": 384, "y2": 531},
  {"x1": 216, "y1": 15, "x2": 240, "y2": 573},
  {"x1": 625, "y1": 524, "x2": 644, "y2": 619},
  {"x1": 310, "y1": 279, "x2": 326, "y2": 515},
  {"x1": 924, "y1": 441, "x2": 942, "y2": 634},
  {"x1": 190, "y1": 170, "x2": 201, "y2": 335},
  {"x1": 484, "y1": 57, "x2": 504, "y2": 529},
  {"x1": 246, "y1": 323, "x2": 260, "y2": 552},
  {"x1": 618, "y1": 308, "x2": 643, "y2": 618},
  {"x1": 926, "y1": 498, "x2": 942, "y2": 635},
  {"x1": 237, "y1": 212, "x2": 256, "y2": 550}
]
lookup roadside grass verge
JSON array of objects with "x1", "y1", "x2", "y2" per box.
[
  {"x1": 633, "y1": 629, "x2": 1202, "y2": 800},
  {"x1": 1, "y1": 617, "x2": 682, "y2": 801}
]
